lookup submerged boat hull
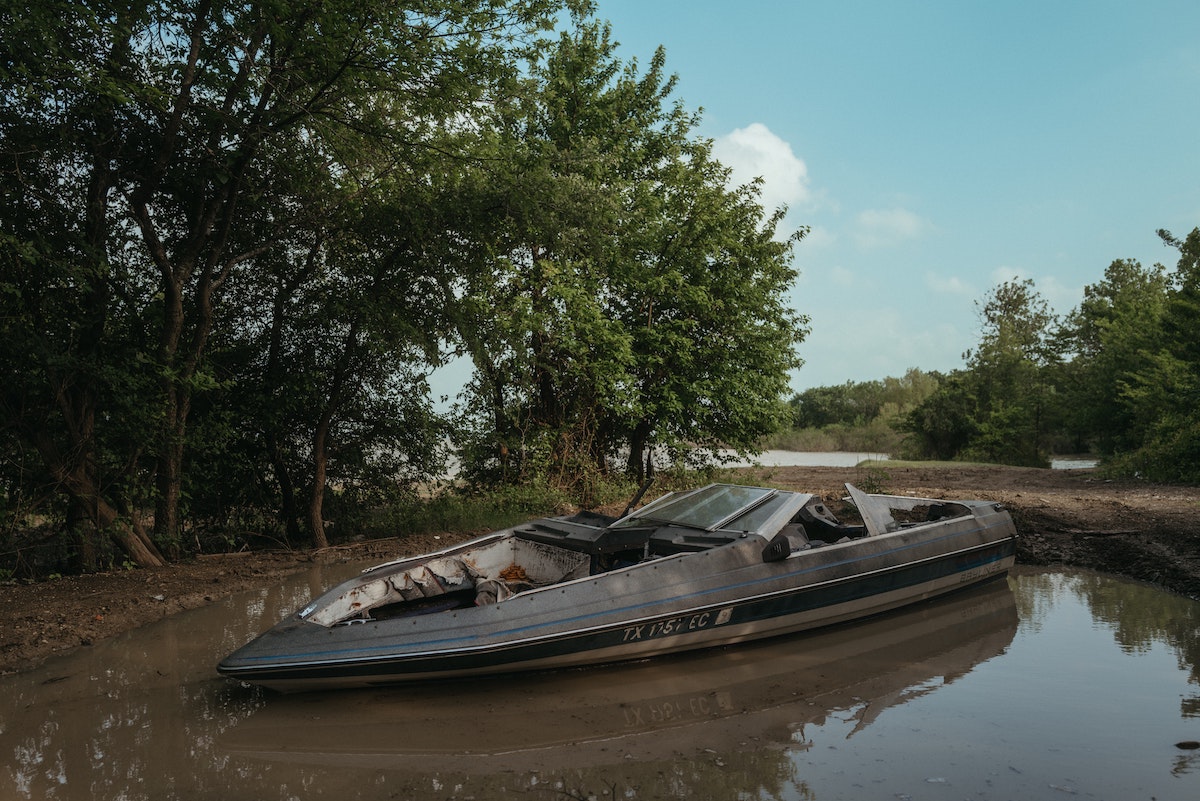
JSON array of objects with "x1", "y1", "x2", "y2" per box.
[{"x1": 219, "y1": 486, "x2": 1016, "y2": 692}]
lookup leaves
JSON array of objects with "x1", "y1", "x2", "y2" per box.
[
  {"x1": 448, "y1": 15, "x2": 807, "y2": 484},
  {"x1": 1, "y1": 1, "x2": 572, "y2": 562}
]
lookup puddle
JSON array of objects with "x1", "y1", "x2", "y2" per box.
[{"x1": 1, "y1": 566, "x2": 1197, "y2": 799}]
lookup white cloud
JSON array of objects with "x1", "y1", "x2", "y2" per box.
[
  {"x1": 925, "y1": 272, "x2": 974, "y2": 297},
  {"x1": 828, "y1": 265, "x2": 858, "y2": 288},
  {"x1": 853, "y1": 207, "x2": 929, "y2": 249},
  {"x1": 854, "y1": 206, "x2": 926, "y2": 250},
  {"x1": 712, "y1": 123, "x2": 812, "y2": 212}
]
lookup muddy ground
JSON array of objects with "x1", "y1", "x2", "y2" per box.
[{"x1": 2, "y1": 464, "x2": 1198, "y2": 677}]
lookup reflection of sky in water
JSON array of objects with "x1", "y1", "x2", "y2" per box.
[
  {"x1": 789, "y1": 568, "x2": 1200, "y2": 800},
  {"x1": 0, "y1": 567, "x2": 1196, "y2": 800}
]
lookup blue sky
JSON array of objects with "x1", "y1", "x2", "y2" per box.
[{"x1": 594, "y1": 0, "x2": 1200, "y2": 390}]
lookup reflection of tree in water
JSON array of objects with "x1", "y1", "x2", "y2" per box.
[
  {"x1": 1014, "y1": 568, "x2": 1200, "y2": 717},
  {"x1": 1173, "y1": 749, "x2": 1200, "y2": 778},
  {"x1": 1007, "y1": 570, "x2": 1061, "y2": 634}
]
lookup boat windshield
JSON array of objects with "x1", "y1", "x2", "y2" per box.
[{"x1": 616, "y1": 485, "x2": 776, "y2": 532}]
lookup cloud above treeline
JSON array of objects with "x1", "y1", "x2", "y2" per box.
[
  {"x1": 711, "y1": 123, "x2": 933, "y2": 255},
  {"x1": 712, "y1": 123, "x2": 811, "y2": 213}
]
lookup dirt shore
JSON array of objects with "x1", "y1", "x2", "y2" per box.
[{"x1": 3, "y1": 464, "x2": 1198, "y2": 677}]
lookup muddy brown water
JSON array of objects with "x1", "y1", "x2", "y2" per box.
[{"x1": 2, "y1": 566, "x2": 1198, "y2": 800}]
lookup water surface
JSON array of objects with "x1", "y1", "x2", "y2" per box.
[{"x1": 2, "y1": 567, "x2": 1196, "y2": 800}]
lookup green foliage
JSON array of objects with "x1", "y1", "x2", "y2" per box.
[
  {"x1": 901, "y1": 280, "x2": 1059, "y2": 467},
  {"x1": 772, "y1": 369, "x2": 941, "y2": 456},
  {"x1": 1101, "y1": 227, "x2": 1200, "y2": 482},
  {"x1": 852, "y1": 465, "x2": 891, "y2": 494},
  {"x1": 899, "y1": 227, "x2": 1200, "y2": 480},
  {"x1": 1057, "y1": 258, "x2": 1169, "y2": 454},
  {"x1": 899, "y1": 371, "x2": 978, "y2": 460},
  {"x1": 1105, "y1": 415, "x2": 1200, "y2": 485},
  {"x1": 450, "y1": 14, "x2": 807, "y2": 485},
  {"x1": 1, "y1": 0, "x2": 572, "y2": 570}
]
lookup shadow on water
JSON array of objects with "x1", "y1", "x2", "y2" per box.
[{"x1": 2, "y1": 566, "x2": 1197, "y2": 800}]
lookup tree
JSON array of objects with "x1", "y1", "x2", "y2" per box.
[
  {"x1": 1059, "y1": 258, "x2": 1169, "y2": 455},
  {"x1": 447, "y1": 14, "x2": 661, "y2": 482},
  {"x1": 1, "y1": 0, "x2": 563, "y2": 565},
  {"x1": 611, "y1": 145, "x2": 806, "y2": 478},
  {"x1": 1114, "y1": 227, "x2": 1200, "y2": 482},
  {"x1": 1, "y1": 1, "x2": 167, "y2": 567},
  {"x1": 903, "y1": 279, "x2": 1061, "y2": 466},
  {"x1": 448, "y1": 12, "x2": 807, "y2": 484},
  {"x1": 959, "y1": 279, "x2": 1060, "y2": 466},
  {"x1": 901, "y1": 371, "x2": 979, "y2": 460}
]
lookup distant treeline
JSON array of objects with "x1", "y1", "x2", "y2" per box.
[{"x1": 779, "y1": 227, "x2": 1200, "y2": 480}]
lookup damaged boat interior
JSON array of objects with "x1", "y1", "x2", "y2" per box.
[{"x1": 301, "y1": 484, "x2": 975, "y2": 628}]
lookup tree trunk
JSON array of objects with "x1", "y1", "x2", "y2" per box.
[
  {"x1": 34, "y1": 431, "x2": 166, "y2": 568},
  {"x1": 306, "y1": 313, "x2": 363, "y2": 548},
  {"x1": 269, "y1": 439, "x2": 303, "y2": 544},
  {"x1": 153, "y1": 275, "x2": 187, "y2": 553},
  {"x1": 65, "y1": 498, "x2": 100, "y2": 573},
  {"x1": 307, "y1": 416, "x2": 332, "y2": 549},
  {"x1": 265, "y1": 265, "x2": 316, "y2": 545},
  {"x1": 626, "y1": 419, "x2": 652, "y2": 480}
]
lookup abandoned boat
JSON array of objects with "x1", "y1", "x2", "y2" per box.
[{"x1": 217, "y1": 483, "x2": 1017, "y2": 692}]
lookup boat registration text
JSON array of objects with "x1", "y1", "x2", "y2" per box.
[{"x1": 621, "y1": 608, "x2": 734, "y2": 642}]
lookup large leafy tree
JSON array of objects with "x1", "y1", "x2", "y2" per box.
[
  {"x1": 1114, "y1": 228, "x2": 1200, "y2": 482},
  {"x1": 962, "y1": 278, "x2": 1060, "y2": 466},
  {"x1": 1, "y1": 0, "x2": 561, "y2": 565},
  {"x1": 904, "y1": 279, "x2": 1060, "y2": 466},
  {"x1": 1059, "y1": 258, "x2": 1169, "y2": 455},
  {"x1": 449, "y1": 14, "x2": 807, "y2": 483},
  {"x1": 447, "y1": 15, "x2": 659, "y2": 482},
  {"x1": 611, "y1": 143, "x2": 806, "y2": 478}
]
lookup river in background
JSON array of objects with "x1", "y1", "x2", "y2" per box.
[
  {"x1": 443, "y1": 450, "x2": 1099, "y2": 477},
  {"x1": 720, "y1": 450, "x2": 889, "y2": 468},
  {"x1": 707, "y1": 451, "x2": 1098, "y2": 470},
  {"x1": 2, "y1": 567, "x2": 1196, "y2": 800}
]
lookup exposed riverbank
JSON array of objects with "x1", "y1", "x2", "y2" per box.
[{"x1": 3, "y1": 464, "x2": 1198, "y2": 676}]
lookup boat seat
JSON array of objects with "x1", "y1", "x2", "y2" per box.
[
  {"x1": 647, "y1": 525, "x2": 737, "y2": 555},
  {"x1": 514, "y1": 515, "x2": 647, "y2": 556}
]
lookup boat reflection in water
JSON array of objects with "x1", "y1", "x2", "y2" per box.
[{"x1": 219, "y1": 577, "x2": 1017, "y2": 774}]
